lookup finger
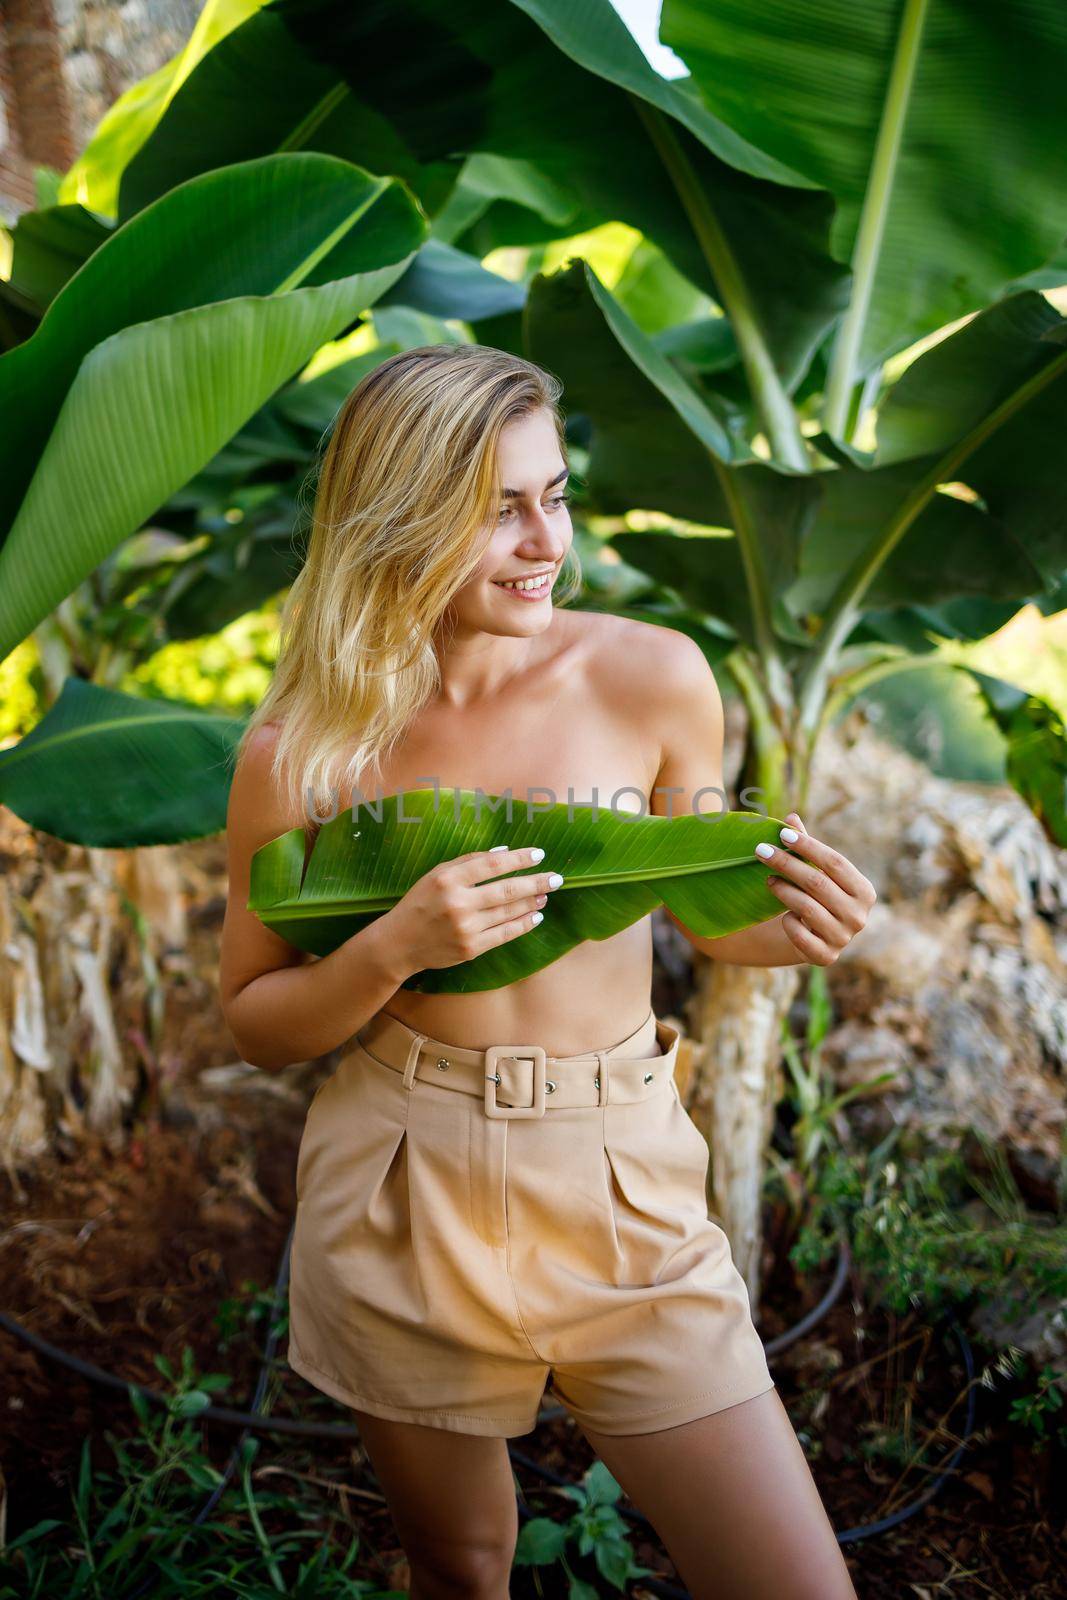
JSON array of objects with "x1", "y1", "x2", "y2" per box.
[
  {"x1": 472, "y1": 871, "x2": 558, "y2": 911},
  {"x1": 758, "y1": 826, "x2": 867, "y2": 905},
  {"x1": 769, "y1": 868, "x2": 870, "y2": 938},
  {"x1": 478, "y1": 903, "x2": 548, "y2": 950},
  {"x1": 464, "y1": 845, "x2": 546, "y2": 886},
  {"x1": 482, "y1": 891, "x2": 547, "y2": 929},
  {"x1": 780, "y1": 908, "x2": 836, "y2": 965},
  {"x1": 766, "y1": 877, "x2": 846, "y2": 947},
  {"x1": 757, "y1": 840, "x2": 851, "y2": 920}
]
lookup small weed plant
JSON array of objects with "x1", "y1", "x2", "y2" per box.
[
  {"x1": 513, "y1": 1459, "x2": 652, "y2": 1598},
  {"x1": 0, "y1": 1345, "x2": 401, "y2": 1598},
  {"x1": 793, "y1": 1127, "x2": 1067, "y2": 1451}
]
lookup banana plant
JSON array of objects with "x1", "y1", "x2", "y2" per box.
[
  {"x1": 54, "y1": 0, "x2": 1064, "y2": 827},
  {"x1": 247, "y1": 788, "x2": 791, "y2": 993}
]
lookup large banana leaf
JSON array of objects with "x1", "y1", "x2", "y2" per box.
[
  {"x1": 662, "y1": 0, "x2": 1067, "y2": 384},
  {"x1": 845, "y1": 598, "x2": 1029, "y2": 658},
  {"x1": 371, "y1": 237, "x2": 528, "y2": 323},
  {"x1": 248, "y1": 788, "x2": 790, "y2": 994},
  {"x1": 0, "y1": 151, "x2": 426, "y2": 665},
  {"x1": 0, "y1": 678, "x2": 244, "y2": 846},
  {"x1": 869, "y1": 292, "x2": 1067, "y2": 589},
  {"x1": 1, "y1": 203, "x2": 112, "y2": 317}
]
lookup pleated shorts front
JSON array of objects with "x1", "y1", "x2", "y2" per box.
[{"x1": 287, "y1": 1007, "x2": 776, "y2": 1438}]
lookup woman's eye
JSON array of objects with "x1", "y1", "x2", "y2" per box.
[{"x1": 497, "y1": 492, "x2": 572, "y2": 522}]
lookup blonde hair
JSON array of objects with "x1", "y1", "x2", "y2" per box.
[{"x1": 238, "y1": 343, "x2": 583, "y2": 822}]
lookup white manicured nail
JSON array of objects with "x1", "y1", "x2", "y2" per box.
[
  {"x1": 531, "y1": 910, "x2": 544, "y2": 924},
  {"x1": 547, "y1": 873, "x2": 564, "y2": 888},
  {"x1": 489, "y1": 844, "x2": 508, "y2": 853},
  {"x1": 780, "y1": 827, "x2": 799, "y2": 844},
  {"x1": 529, "y1": 847, "x2": 545, "y2": 862},
  {"x1": 755, "y1": 842, "x2": 774, "y2": 859}
]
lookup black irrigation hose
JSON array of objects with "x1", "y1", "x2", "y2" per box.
[
  {"x1": 833, "y1": 1314, "x2": 976, "y2": 1544},
  {"x1": 1, "y1": 1219, "x2": 979, "y2": 1596},
  {"x1": 764, "y1": 1234, "x2": 854, "y2": 1358},
  {"x1": 0, "y1": 1277, "x2": 360, "y2": 1442}
]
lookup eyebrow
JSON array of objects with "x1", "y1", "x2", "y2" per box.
[{"x1": 502, "y1": 467, "x2": 570, "y2": 498}]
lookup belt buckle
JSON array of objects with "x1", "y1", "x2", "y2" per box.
[{"x1": 484, "y1": 1045, "x2": 548, "y2": 1119}]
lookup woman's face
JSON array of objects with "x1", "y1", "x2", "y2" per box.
[{"x1": 448, "y1": 408, "x2": 573, "y2": 637}]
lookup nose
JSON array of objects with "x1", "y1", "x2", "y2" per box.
[{"x1": 517, "y1": 504, "x2": 568, "y2": 562}]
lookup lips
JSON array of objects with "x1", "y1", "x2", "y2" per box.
[
  {"x1": 492, "y1": 574, "x2": 553, "y2": 598},
  {"x1": 495, "y1": 579, "x2": 550, "y2": 598}
]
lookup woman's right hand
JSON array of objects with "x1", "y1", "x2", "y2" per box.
[{"x1": 378, "y1": 845, "x2": 562, "y2": 975}]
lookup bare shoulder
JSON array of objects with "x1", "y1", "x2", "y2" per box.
[
  {"x1": 228, "y1": 718, "x2": 304, "y2": 839},
  {"x1": 566, "y1": 608, "x2": 719, "y2": 710}
]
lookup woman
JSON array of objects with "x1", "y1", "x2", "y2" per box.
[{"x1": 220, "y1": 345, "x2": 872, "y2": 1600}]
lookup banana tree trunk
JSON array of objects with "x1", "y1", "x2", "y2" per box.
[
  {"x1": 0, "y1": 874, "x2": 50, "y2": 1185},
  {"x1": 1, "y1": 612, "x2": 186, "y2": 1165},
  {"x1": 680, "y1": 658, "x2": 810, "y2": 1311},
  {"x1": 685, "y1": 956, "x2": 800, "y2": 1309},
  {"x1": 35, "y1": 842, "x2": 131, "y2": 1138},
  {"x1": 0, "y1": 830, "x2": 178, "y2": 1164}
]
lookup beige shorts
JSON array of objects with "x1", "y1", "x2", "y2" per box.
[{"x1": 287, "y1": 1005, "x2": 775, "y2": 1438}]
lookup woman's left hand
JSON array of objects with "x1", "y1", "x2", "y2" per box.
[{"x1": 757, "y1": 812, "x2": 877, "y2": 966}]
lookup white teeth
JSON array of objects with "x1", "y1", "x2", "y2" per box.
[{"x1": 495, "y1": 573, "x2": 550, "y2": 591}]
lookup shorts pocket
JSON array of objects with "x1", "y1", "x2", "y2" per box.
[
  {"x1": 601, "y1": 1085, "x2": 710, "y2": 1285},
  {"x1": 668, "y1": 1079, "x2": 712, "y2": 1180},
  {"x1": 295, "y1": 1047, "x2": 410, "y2": 1216}
]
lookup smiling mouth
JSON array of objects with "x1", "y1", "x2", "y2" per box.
[{"x1": 492, "y1": 572, "x2": 554, "y2": 593}]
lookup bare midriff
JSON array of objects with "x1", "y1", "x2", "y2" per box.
[{"x1": 316, "y1": 608, "x2": 661, "y2": 1058}]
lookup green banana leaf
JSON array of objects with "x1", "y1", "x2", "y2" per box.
[
  {"x1": 371, "y1": 237, "x2": 528, "y2": 323},
  {"x1": 56, "y1": 0, "x2": 272, "y2": 220},
  {"x1": 248, "y1": 787, "x2": 791, "y2": 994},
  {"x1": 869, "y1": 292, "x2": 1067, "y2": 590},
  {"x1": 2, "y1": 203, "x2": 112, "y2": 315},
  {"x1": 0, "y1": 150, "x2": 426, "y2": 665},
  {"x1": 662, "y1": 0, "x2": 1067, "y2": 377},
  {"x1": 966, "y1": 671, "x2": 1067, "y2": 848},
  {"x1": 0, "y1": 678, "x2": 244, "y2": 846}
]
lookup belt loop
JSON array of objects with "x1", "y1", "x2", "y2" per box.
[
  {"x1": 401, "y1": 1033, "x2": 428, "y2": 1092},
  {"x1": 594, "y1": 1049, "x2": 610, "y2": 1107}
]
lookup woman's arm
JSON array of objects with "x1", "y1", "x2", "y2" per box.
[
  {"x1": 648, "y1": 633, "x2": 874, "y2": 968},
  {"x1": 219, "y1": 724, "x2": 412, "y2": 1072},
  {"x1": 662, "y1": 901, "x2": 806, "y2": 967}
]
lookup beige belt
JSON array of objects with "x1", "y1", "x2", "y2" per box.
[{"x1": 352, "y1": 1009, "x2": 681, "y2": 1120}]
